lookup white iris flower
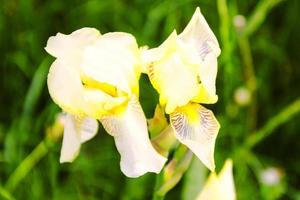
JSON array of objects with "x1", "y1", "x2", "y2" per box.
[
  {"x1": 142, "y1": 7, "x2": 221, "y2": 171},
  {"x1": 45, "y1": 28, "x2": 167, "y2": 178}
]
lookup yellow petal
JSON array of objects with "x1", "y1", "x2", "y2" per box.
[
  {"x1": 45, "y1": 28, "x2": 101, "y2": 58},
  {"x1": 81, "y1": 32, "x2": 141, "y2": 96},
  {"x1": 100, "y1": 96, "x2": 167, "y2": 177},
  {"x1": 196, "y1": 159, "x2": 236, "y2": 200},
  {"x1": 60, "y1": 113, "x2": 98, "y2": 163},
  {"x1": 170, "y1": 103, "x2": 220, "y2": 171},
  {"x1": 192, "y1": 84, "x2": 218, "y2": 104}
]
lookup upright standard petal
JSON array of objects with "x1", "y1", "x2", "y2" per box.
[
  {"x1": 81, "y1": 32, "x2": 141, "y2": 96},
  {"x1": 100, "y1": 96, "x2": 167, "y2": 177},
  {"x1": 145, "y1": 32, "x2": 200, "y2": 114},
  {"x1": 60, "y1": 113, "x2": 98, "y2": 163},
  {"x1": 178, "y1": 7, "x2": 220, "y2": 57},
  {"x1": 179, "y1": 7, "x2": 220, "y2": 98},
  {"x1": 45, "y1": 28, "x2": 100, "y2": 58},
  {"x1": 47, "y1": 59, "x2": 85, "y2": 115},
  {"x1": 170, "y1": 103, "x2": 220, "y2": 171},
  {"x1": 196, "y1": 159, "x2": 236, "y2": 200}
]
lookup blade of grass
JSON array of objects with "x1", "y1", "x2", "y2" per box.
[
  {"x1": 0, "y1": 185, "x2": 15, "y2": 200},
  {"x1": 243, "y1": 0, "x2": 286, "y2": 37},
  {"x1": 5, "y1": 140, "x2": 49, "y2": 192},
  {"x1": 245, "y1": 98, "x2": 300, "y2": 148}
]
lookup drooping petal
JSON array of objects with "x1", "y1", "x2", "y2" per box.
[
  {"x1": 100, "y1": 96, "x2": 167, "y2": 177},
  {"x1": 60, "y1": 113, "x2": 98, "y2": 163},
  {"x1": 179, "y1": 7, "x2": 220, "y2": 98},
  {"x1": 81, "y1": 32, "x2": 141, "y2": 96},
  {"x1": 45, "y1": 28, "x2": 101, "y2": 58},
  {"x1": 196, "y1": 159, "x2": 236, "y2": 200},
  {"x1": 170, "y1": 103, "x2": 220, "y2": 171}
]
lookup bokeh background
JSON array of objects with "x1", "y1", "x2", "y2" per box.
[{"x1": 1, "y1": 0, "x2": 300, "y2": 199}]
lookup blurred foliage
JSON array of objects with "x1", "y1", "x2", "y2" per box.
[{"x1": 1, "y1": 0, "x2": 300, "y2": 199}]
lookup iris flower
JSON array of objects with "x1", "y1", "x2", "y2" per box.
[
  {"x1": 142, "y1": 7, "x2": 221, "y2": 171},
  {"x1": 45, "y1": 28, "x2": 166, "y2": 177},
  {"x1": 196, "y1": 159, "x2": 236, "y2": 200}
]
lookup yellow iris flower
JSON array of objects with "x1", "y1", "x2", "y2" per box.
[
  {"x1": 196, "y1": 159, "x2": 236, "y2": 200},
  {"x1": 45, "y1": 28, "x2": 166, "y2": 177},
  {"x1": 142, "y1": 7, "x2": 221, "y2": 171}
]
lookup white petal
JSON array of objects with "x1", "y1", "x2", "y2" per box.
[
  {"x1": 60, "y1": 114, "x2": 98, "y2": 162},
  {"x1": 198, "y1": 52, "x2": 218, "y2": 96},
  {"x1": 170, "y1": 104, "x2": 220, "y2": 171},
  {"x1": 146, "y1": 32, "x2": 200, "y2": 114},
  {"x1": 178, "y1": 7, "x2": 220, "y2": 57},
  {"x1": 179, "y1": 7, "x2": 220, "y2": 97},
  {"x1": 45, "y1": 28, "x2": 100, "y2": 58},
  {"x1": 196, "y1": 159, "x2": 236, "y2": 200},
  {"x1": 81, "y1": 32, "x2": 141, "y2": 96},
  {"x1": 217, "y1": 159, "x2": 236, "y2": 200},
  {"x1": 79, "y1": 116, "x2": 99, "y2": 143},
  {"x1": 47, "y1": 59, "x2": 85, "y2": 114},
  {"x1": 100, "y1": 96, "x2": 167, "y2": 177},
  {"x1": 47, "y1": 59, "x2": 124, "y2": 118}
]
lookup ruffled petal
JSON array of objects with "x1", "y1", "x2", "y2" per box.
[
  {"x1": 100, "y1": 96, "x2": 167, "y2": 177},
  {"x1": 170, "y1": 103, "x2": 220, "y2": 171},
  {"x1": 60, "y1": 113, "x2": 98, "y2": 163},
  {"x1": 45, "y1": 28, "x2": 100, "y2": 58},
  {"x1": 196, "y1": 159, "x2": 236, "y2": 200},
  {"x1": 81, "y1": 32, "x2": 141, "y2": 96}
]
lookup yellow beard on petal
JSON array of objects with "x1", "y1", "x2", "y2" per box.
[{"x1": 174, "y1": 103, "x2": 200, "y2": 125}]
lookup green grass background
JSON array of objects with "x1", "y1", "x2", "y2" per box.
[{"x1": 1, "y1": 0, "x2": 300, "y2": 199}]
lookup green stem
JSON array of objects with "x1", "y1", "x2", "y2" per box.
[
  {"x1": 152, "y1": 174, "x2": 165, "y2": 200},
  {"x1": 151, "y1": 126, "x2": 178, "y2": 156},
  {"x1": 244, "y1": 98, "x2": 300, "y2": 148},
  {"x1": 152, "y1": 146, "x2": 193, "y2": 199},
  {"x1": 0, "y1": 185, "x2": 15, "y2": 200},
  {"x1": 243, "y1": 0, "x2": 285, "y2": 37},
  {"x1": 238, "y1": 34, "x2": 257, "y2": 132},
  {"x1": 217, "y1": 0, "x2": 235, "y2": 104},
  {"x1": 5, "y1": 140, "x2": 49, "y2": 192}
]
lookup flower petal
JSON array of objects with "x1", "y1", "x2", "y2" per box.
[
  {"x1": 81, "y1": 32, "x2": 141, "y2": 96},
  {"x1": 47, "y1": 59, "x2": 126, "y2": 118},
  {"x1": 170, "y1": 103, "x2": 220, "y2": 171},
  {"x1": 100, "y1": 96, "x2": 167, "y2": 177},
  {"x1": 47, "y1": 59, "x2": 85, "y2": 115},
  {"x1": 192, "y1": 84, "x2": 218, "y2": 104},
  {"x1": 45, "y1": 28, "x2": 101, "y2": 58},
  {"x1": 179, "y1": 7, "x2": 220, "y2": 97},
  {"x1": 60, "y1": 113, "x2": 98, "y2": 163},
  {"x1": 178, "y1": 7, "x2": 220, "y2": 57},
  {"x1": 196, "y1": 159, "x2": 235, "y2": 200},
  {"x1": 146, "y1": 32, "x2": 200, "y2": 114},
  {"x1": 217, "y1": 159, "x2": 236, "y2": 200}
]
